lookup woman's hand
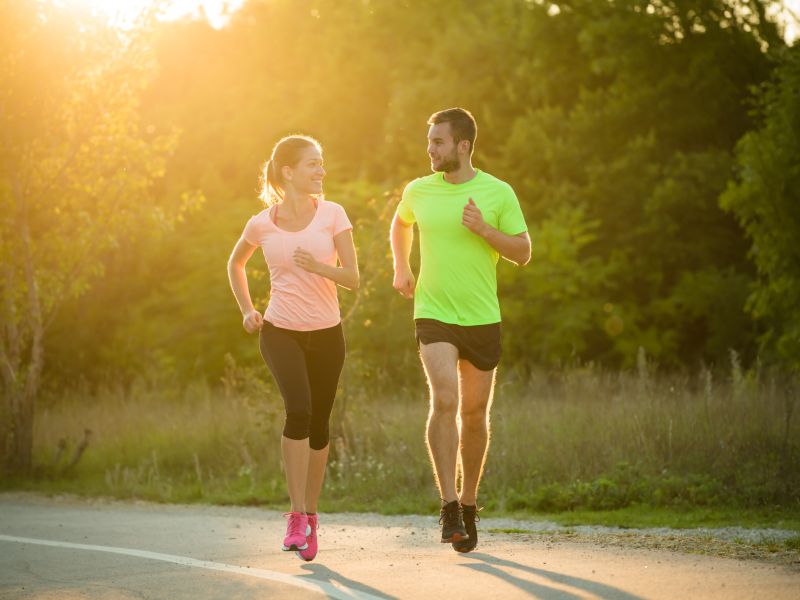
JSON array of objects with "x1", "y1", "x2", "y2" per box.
[
  {"x1": 242, "y1": 308, "x2": 263, "y2": 333},
  {"x1": 293, "y1": 247, "x2": 321, "y2": 274}
]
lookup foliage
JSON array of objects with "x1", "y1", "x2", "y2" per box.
[
  {"x1": 721, "y1": 44, "x2": 800, "y2": 371},
  {"x1": 0, "y1": 2, "x2": 201, "y2": 471},
  {"x1": 500, "y1": 204, "x2": 615, "y2": 366},
  {"x1": 2, "y1": 1, "x2": 799, "y2": 488},
  {"x1": 36, "y1": 0, "x2": 795, "y2": 386}
]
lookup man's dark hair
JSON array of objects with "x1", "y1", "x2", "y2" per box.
[{"x1": 428, "y1": 107, "x2": 477, "y2": 155}]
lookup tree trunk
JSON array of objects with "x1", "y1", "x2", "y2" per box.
[
  {"x1": 6, "y1": 388, "x2": 34, "y2": 473},
  {"x1": 3, "y1": 184, "x2": 45, "y2": 475}
]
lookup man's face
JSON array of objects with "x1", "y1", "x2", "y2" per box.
[{"x1": 427, "y1": 122, "x2": 461, "y2": 173}]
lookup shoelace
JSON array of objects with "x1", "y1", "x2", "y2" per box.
[
  {"x1": 284, "y1": 512, "x2": 306, "y2": 536},
  {"x1": 463, "y1": 506, "x2": 482, "y2": 524},
  {"x1": 439, "y1": 503, "x2": 461, "y2": 525}
]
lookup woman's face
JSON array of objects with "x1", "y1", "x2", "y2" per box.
[{"x1": 285, "y1": 145, "x2": 325, "y2": 196}]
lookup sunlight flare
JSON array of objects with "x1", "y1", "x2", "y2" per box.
[{"x1": 50, "y1": 0, "x2": 246, "y2": 29}]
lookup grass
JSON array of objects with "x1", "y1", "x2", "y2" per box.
[
  {"x1": 3, "y1": 354, "x2": 799, "y2": 531},
  {"x1": 784, "y1": 535, "x2": 800, "y2": 550},
  {"x1": 487, "y1": 528, "x2": 533, "y2": 534}
]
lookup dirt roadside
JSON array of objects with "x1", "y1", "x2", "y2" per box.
[{"x1": 512, "y1": 528, "x2": 800, "y2": 568}]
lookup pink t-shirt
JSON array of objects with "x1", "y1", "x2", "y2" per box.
[{"x1": 242, "y1": 200, "x2": 353, "y2": 331}]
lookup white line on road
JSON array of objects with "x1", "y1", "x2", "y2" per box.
[{"x1": 0, "y1": 534, "x2": 386, "y2": 600}]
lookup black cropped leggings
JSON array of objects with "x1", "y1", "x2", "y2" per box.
[{"x1": 259, "y1": 321, "x2": 345, "y2": 450}]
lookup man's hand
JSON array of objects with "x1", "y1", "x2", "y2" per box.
[
  {"x1": 393, "y1": 267, "x2": 416, "y2": 299},
  {"x1": 242, "y1": 308, "x2": 263, "y2": 333},
  {"x1": 293, "y1": 247, "x2": 321, "y2": 274},
  {"x1": 462, "y1": 197, "x2": 488, "y2": 237}
]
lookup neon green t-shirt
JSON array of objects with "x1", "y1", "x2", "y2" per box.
[{"x1": 397, "y1": 169, "x2": 527, "y2": 325}]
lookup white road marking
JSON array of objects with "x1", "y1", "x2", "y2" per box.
[{"x1": 0, "y1": 534, "x2": 386, "y2": 600}]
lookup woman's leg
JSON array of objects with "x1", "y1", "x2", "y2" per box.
[
  {"x1": 281, "y1": 437, "x2": 310, "y2": 513},
  {"x1": 259, "y1": 324, "x2": 313, "y2": 513},
  {"x1": 304, "y1": 324, "x2": 346, "y2": 512},
  {"x1": 305, "y1": 446, "x2": 330, "y2": 514}
]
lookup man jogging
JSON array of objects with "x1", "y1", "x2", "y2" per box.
[{"x1": 391, "y1": 107, "x2": 531, "y2": 553}]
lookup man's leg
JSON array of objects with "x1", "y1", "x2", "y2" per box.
[
  {"x1": 452, "y1": 359, "x2": 495, "y2": 553},
  {"x1": 457, "y1": 359, "x2": 496, "y2": 506},
  {"x1": 419, "y1": 342, "x2": 460, "y2": 503},
  {"x1": 420, "y1": 341, "x2": 468, "y2": 543}
]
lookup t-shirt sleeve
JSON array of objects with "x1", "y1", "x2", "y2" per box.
[
  {"x1": 497, "y1": 185, "x2": 527, "y2": 236},
  {"x1": 396, "y1": 182, "x2": 416, "y2": 224},
  {"x1": 332, "y1": 203, "x2": 353, "y2": 236},
  {"x1": 242, "y1": 214, "x2": 265, "y2": 246}
]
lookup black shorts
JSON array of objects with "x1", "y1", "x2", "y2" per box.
[{"x1": 415, "y1": 318, "x2": 502, "y2": 371}]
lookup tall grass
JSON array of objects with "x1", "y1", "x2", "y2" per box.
[
  {"x1": 486, "y1": 353, "x2": 798, "y2": 512},
  {"x1": 14, "y1": 352, "x2": 799, "y2": 517}
]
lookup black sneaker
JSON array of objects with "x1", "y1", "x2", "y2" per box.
[
  {"x1": 439, "y1": 500, "x2": 468, "y2": 543},
  {"x1": 452, "y1": 504, "x2": 480, "y2": 553}
]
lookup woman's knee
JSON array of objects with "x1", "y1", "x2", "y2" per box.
[
  {"x1": 283, "y1": 410, "x2": 312, "y2": 440},
  {"x1": 309, "y1": 422, "x2": 330, "y2": 450}
]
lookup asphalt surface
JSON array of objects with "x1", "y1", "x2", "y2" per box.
[{"x1": 1, "y1": 494, "x2": 798, "y2": 599}]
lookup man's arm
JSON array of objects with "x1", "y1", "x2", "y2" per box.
[
  {"x1": 462, "y1": 198, "x2": 531, "y2": 265},
  {"x1": 391, "y1": 213, "x2": 416, "y2": 298},
  {"x1": 478, "y1": 229, "x2": 531, "y2": 266}
]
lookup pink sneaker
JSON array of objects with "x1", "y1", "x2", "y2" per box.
[
  {"x1": 296, "y1": 513, "x2": 318, "y2": 561},
  {"x1": 282, "y1": 512, "x2": 309, "y2": 551}
]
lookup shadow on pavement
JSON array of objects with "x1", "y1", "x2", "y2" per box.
[
  {"x1": 300, "y1": 563, "x2": 398, "y2": 600},
  {"x1": 459, "y1": 552, "x2": 644, "y2": 600}
]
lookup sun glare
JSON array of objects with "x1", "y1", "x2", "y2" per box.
[
  {"x1": 51, "y1": 0, "x2": 246, "y2": 30},
  {"x1": 50, "y1": 0, "x2": 799, "y2": 41},
  {"x1": 779, "y1": 0, "x2": 800, "y2": 43}
]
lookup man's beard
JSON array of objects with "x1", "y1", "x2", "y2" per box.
[{"x1": 432, "y1": 149, "x2": 460, "y2": 173}]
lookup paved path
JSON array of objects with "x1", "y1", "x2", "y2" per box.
[{"x1": 1, "y1": 494, "x2": 798, "y2": 599}]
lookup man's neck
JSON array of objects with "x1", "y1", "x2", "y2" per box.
[{"x1": 443, "y1": 163, "x2": 477, "y2": 185}]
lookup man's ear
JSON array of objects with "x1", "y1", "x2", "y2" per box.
[{"x1": 458, "y1": 139, "x2": 471, "y2": 156}]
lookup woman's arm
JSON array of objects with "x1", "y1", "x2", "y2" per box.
[
  {"x1": 227, "y1": 237, "x2": 263, "y2": 332},
  {"x1": 293, "y1": 229, "x2": 360, "y2": 290}
]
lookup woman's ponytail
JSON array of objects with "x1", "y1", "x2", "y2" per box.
[{"x1": 259, "y1": 159, "x2": 281, "y2": 206}]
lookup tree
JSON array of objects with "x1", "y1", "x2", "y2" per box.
[
  {"x1": 33, "y1": 0, "x2": 793, "y2": 387},
  {"x1": 721, "y1": 45, "x2": 800, "y2": 371},
  {"x1": 488, "y1": 0, "x2": 780, "y2": 366},
  {"x1": 0, "y1": 3, "x2": 199, "y2": 473}
]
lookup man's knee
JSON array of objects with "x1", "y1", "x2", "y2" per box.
[
  {"x1": 426, "y1": 372, "x2": 458, "y2": 409},
  {"x1": 429, "y1": 387, "x2": 459, "y2": 417},
  {"x1": 460, "y1": 403, "x2": 489, "y2": 428}
]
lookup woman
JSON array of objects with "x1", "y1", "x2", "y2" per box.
[{"x1": 227, "y1": 135, "x2": 359, "y2": 561}]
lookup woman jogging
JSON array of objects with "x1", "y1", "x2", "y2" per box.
[{"x1": 227, "y1": 135, "x2": 359, "y2": 561}]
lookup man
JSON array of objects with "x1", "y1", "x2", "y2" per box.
[{"x1": 391, "y1": 107, "x2": 531, "y2": 552}]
